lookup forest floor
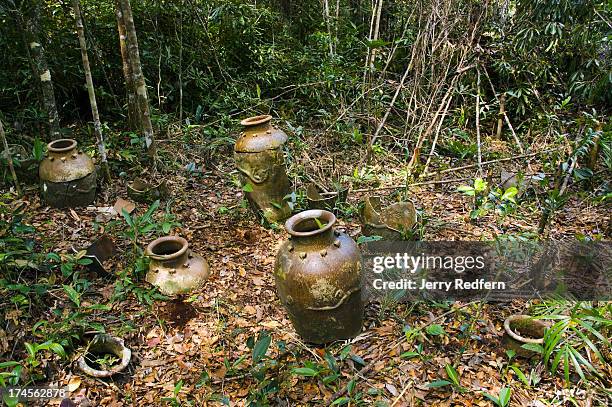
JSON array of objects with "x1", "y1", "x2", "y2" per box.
[{"x1": 2, "y1": 130, "x2": 610, "y2": 406}]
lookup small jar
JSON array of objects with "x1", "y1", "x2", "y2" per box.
[{"x1": 145, "y1": 236, "x2": 210, "y2": 296}]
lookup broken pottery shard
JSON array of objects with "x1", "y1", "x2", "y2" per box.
[
  {"x1": 71, "y1": 234, "x2": 116, "y2": 274},
  {"x1": 360, "y1": 195, "x2": 417, "y2": 240},
  {"x1": 113, "y1": 197, "x2": 136, "y2": 216},
  {"x1": 127, "y1": 178, "x2": 168, "y2": 203},
  {"x1": 502, "y1": 314, "x2": 548, "y2": 358},
  {"x1": 77, "y1": 334, "x2": 131, "y2": 378},
  {"x1": 306, "y1": 183, "x2": 349, "y2": 214}
]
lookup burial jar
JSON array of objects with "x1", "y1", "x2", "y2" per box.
[
  {"x1": 274, "y1": 209, "x2": 364, "y2": 343},
  {"x1": 234, "y1": 115, "x2": 291, "y2": 222},
  {"x1": 39, "y1": 138, "x2": 96, "y2": 208},
  {"x1": 145, "y1": 236, "x2": 210, "y2": 296}
]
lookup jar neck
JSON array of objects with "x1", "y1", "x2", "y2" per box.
[
  {"x1": 49, "y1": 147, "x2": 76, "y2": 158},
  {"x1": 290, "y1": 228, "x2": 335, "y2": 250},
  {"x1": 151, "y1": 249, "x2": 189, "y2": 268},
  {"x1": 243, "y1": 121, "x2": 271, "y2": 134}
]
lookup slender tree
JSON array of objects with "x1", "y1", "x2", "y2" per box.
[
  {"x1": 22, "y1": 1, "x2": 60, "y2": 140},
  {"x1": 118, "y1": 0, "x2": 155, "y2": 154},
  {"x1": 0, "y1": 118, "x2": 22, "y2": 196},
  {"x1": 72, "y1": 0, "x2": 110, "y2": 181},
  {"x1": 114, "y1": 0, "x2": 139, "y2": 130}
]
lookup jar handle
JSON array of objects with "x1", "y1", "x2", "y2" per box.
[{"x1": 306, "y1": 287, "x2": 360, "y2": 311}]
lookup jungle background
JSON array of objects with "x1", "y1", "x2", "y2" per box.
[{"x1": 0, "y1": 0, "x2": 611, "y2": 406}]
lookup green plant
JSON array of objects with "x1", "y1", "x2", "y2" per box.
[
  {"x1": 121, "y1": 200, "x2": 161, "y2": 252},
  {"x1": 532, "y1": 302, "x2": 610, "y2": 385},
  {"x1": 483, "y1": 387, "x2": 511, "y2": 407},
  {"x1": 162, "y1": 379, "x2": 184, "y2": 406},
  {"x1": 538, "y1": 189, "x2": 570, "y2": 234},
  {"x1": 426, "y1": 364, "x2": 464, "y2": 392},
  {"x1": 510, "y1": 364, "x2": 541, "y2": 388},
  {"x1": 458, "y1": 178, "x2": 518, "y2": 220}
]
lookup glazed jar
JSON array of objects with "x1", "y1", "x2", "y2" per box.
[
  {"x1": 234, "y1": 115, "x2": 291, "y2": 222},
  {"x1": 145, "y1": 236, "x2": 210, "y2": 296},
  {"x1": 274, "y1": 210, "x2": 364, "y2": 343},
  {"x1": 39, "y1": 138, "x2": 96, "y2": 208}
]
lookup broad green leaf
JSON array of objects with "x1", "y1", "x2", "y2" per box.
[
  {"x1": 330, "y1": 397, "x2": 350, "y2": 406},
  {"x1": 347, "y1": 378, "x2": 356, "y2": 395},
  {"x1": 457, "y1": 185, "x2": 475, "y2": 195},
  {"x1": 511, "y1": 365, "x2": 529, "y2": 386},
  {"x1": 483, "y1": 392, "x2": 500, "y2": 405},
  {"x1": 445, "y1": 364, "x2": 460, "y2": 386},
  {"x1": 121, "y1": 208, "x2": 134, "y2": 227},
  {"x1": 350, "y1": 354, "x2": 366, "y2": 366},
  {"x1": 426, "y1": 380, "x2": 452, "y2": 388},
  {"x1": 242, "y1": 183, "x2": 254, "y2": 193},
  {"x1": 62, "y1": 285, "x2": 81, "y2": 307},
  {"x1": 400, "y1": 351, "x2": 420, "y2": 359},
  {"x1": 520, "y1": 343, "x2": 543, "y2": 354},
  {"x1": 49, "y1": 343, "x2": 66, "y2": 358},
  {"x1": 474, "y1": 178, "x2": 488, "y2": 192},
  {"x1": 498, "y1": 387, "x2": 511, "y2": 406},
  {"x1": 426, "y1": 324, "x2": 445, "y2": 336},
  {"x1": 24, "y1": 342, "x2": 36, "y2": 358},
  {"x1": 252, "y1": 332, "x2": 271, "y2": 363},
  {"x1": 292, "y1": 367, "x2": 318, "y2": 377},
  {"x1": 501, "y1": 187, "x2": 518, "y2": 202}
]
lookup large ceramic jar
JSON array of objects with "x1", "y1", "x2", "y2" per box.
[
  {"x1": 274, "y1": 209, "x2": 364, "y2": 343},
  {"x1": 39, "y1": 139, "x2": 96, "y2": 208},
  {"x1": 234, "y1": 115, "x2": 291, "y2": 222},
  {"x1": 145, "y1": 236, "x2": 210, "y2": 296}
]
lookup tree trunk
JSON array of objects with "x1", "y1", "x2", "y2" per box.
[
  {"x1": 23, "y1": 2, "x2": 60, "y2": 140},
  {"x1": 119, "y1": 0, "x2": 155, "y2": 154},
  {"x1": 0, "y1": 119, "x2": 22, "y2": 196},
  {"x1": 114, "y1": 0, "x2": 139, "y2": 130},
  {"x1": 72, "y1": 0, "x2": 111, "y2": 182}
]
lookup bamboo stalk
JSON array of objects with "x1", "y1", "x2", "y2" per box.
[
  {"x1": 476, "y1": 69, "x2": 482, "y2": 174},
  {"x1": 72, "y1": 0, "x2": 111, "y2": 182}
]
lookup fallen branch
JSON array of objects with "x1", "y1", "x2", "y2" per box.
[
  {"x1": 328, "y1": 177, "x2": 472, "y2": 196},
  {"x1": 421, "y1": 148, "x2": 557, "y2": 178}
]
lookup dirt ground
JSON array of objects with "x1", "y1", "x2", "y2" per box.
[{"x1": 4, "y1": 136, "x2": 610, "y2": 406}]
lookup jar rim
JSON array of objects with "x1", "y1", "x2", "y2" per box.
[
  {"x1": 48, "y1": 138, "x2": 77, "y2": 153},
  {"x1": 504, "y1": 314, "x2": 546, "y2": 344},
  {"x1": 146, "y1": 236, "x2": 188, "y2": 260},
  {"x1": 240, "y1": 115, "x2": 272, "y2": 127},
  {"x1": 285, "y1": 209, "x2": 336, "y2": 237}
]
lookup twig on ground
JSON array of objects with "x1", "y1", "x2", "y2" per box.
[{"x1": 391, "y1": 380, "x2": 413, "y2": 406}]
